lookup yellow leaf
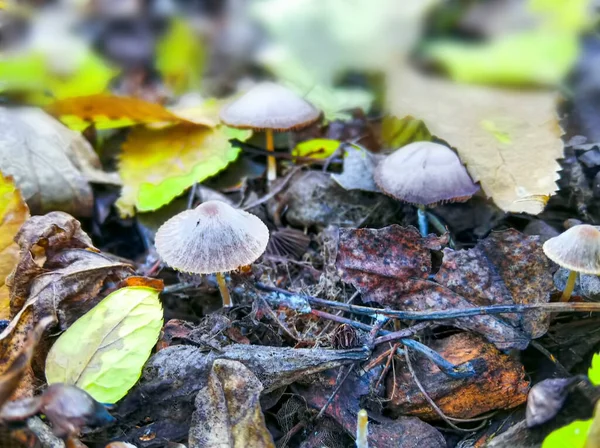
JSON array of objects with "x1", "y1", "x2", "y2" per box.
[
  {"x1": 45, "y1": 286, "x2": 163, "y2": 404},
  {"x1": 156, "y1": 18, "x2": 206, "y2": 94},
  {"x1": 381, "y1": 115, "x2": 432, "y2": 148},
  {"x1": 47, "y1": 95, "x2": 190, "y2": 131},
  {"x1": 292, "y1": 139, "x2": 341, "y2": 159},
  {"x1": 0, "y1": 172, "x2": 29, "y2": 319},
  {"x1": 116, "y1": 125, "x2": 240, "y2": 216},
  {"x1": 388, "y1": 66, "x2": 563, "y2": 214}
]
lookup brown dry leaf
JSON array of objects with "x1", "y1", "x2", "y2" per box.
[
  {"x1": 434, "y1": 229, "x2": 553, "y2": 338},
  {"x1": 335, "y1": 225, "x2": 529, "y2": 349},
  {"x1": 0, "y1": 317, "x2": 51, "y2": 407},
  {"x1": 189, "y1": 359, "x2": 275, "y2": 448},
  {"x1": 47, "y1": 94, "x2": 192, "y2": 131},
  {"x1": 0, "y1": 212, "x2": 132, "y2": 398},
  {"x1": 0, "y1": 173, "x2": 29, "y2": 319},
  {"x1": 388, "y1": 333, "x2": 529, "y2": 419},
  {"x1": 387, "y1": 65, "x2": 563, "y2": 214},
  {"x1": 0, "y1": 108, "x2": 96, "y2": 217}
]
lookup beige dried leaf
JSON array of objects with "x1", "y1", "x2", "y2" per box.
[
  {"x1": 0, "y1": 108, "x2": 99, "y2": 217},
  {"x1": 387, "y1": 66, "x2": 563, "y2": 214}
]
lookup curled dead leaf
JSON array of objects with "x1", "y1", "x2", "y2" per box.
[{"x1": 189, "y1": 359, "x2": 275, "y2": 448}]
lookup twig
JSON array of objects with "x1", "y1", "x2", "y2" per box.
[
  {"x1": 404, "y1": 350, "x2": 487, "y2": 433},
  {"x1": 309, "y1": 310, "x2": 473, "y2": 378},
  {"x1": 242, "y1": 166, "x2": 303, "y2": 211},
  {"x1": 315, "y1": 364, "x2": 355, "y2": 420},
  {"x1": 530, "y1": 340, "x2": 570, "y2": 376},
  {"x1": 187, "y1": 182, "x2": 198, "y2": 209},
  {"x1": 238, "y1": 143, "x2": 342, "y2": 165},
  {"x1": 255, "y1": 283, "x2": 600, "y2": 320},
  {"x1": 26, "y1": 417, "x2": 65, "y2": 448}
]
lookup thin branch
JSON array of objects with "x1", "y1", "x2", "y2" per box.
[
  {"x1": 242, "y1": 166, "x2": 303, "y2": 211},
  {"x1": 26, "y1": 417, "x2": 65, "y2": 448},
  {"x1": 255, "y1": 283, "x2": 600, "y2": 320}
]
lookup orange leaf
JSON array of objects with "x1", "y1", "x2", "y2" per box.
[
  {"x1": 0, "y1": 173, "x2": 29, "y2": 319},
  {"x1": 47, "y1": 94, "x2": 192, "y2": 131}
]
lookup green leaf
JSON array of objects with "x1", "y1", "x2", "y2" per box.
[
  {"x1": 156, "y1": 18, "x2": 206, "y2": 94},
  {"x1": 292, "y1": 139, "x2": 341, "y2": 159},
  {"x1": 45, "y1": 286, "x2": 163, "y2": 404},
  {"x1": 542, "y1": 419, "x2": 593, "y2": 448},
  {"x1": 381, "y1": 115, "x2": 431, "y2": 149},
  {"x1": 426, "y1": 32, "x2": 579, "y2": 87},
  {"x1": 117, "y1": 125, "x2": 241, "y2": 216},
  {"x1": 589, "y1": 352, "x2": 600, "y2": 386}
]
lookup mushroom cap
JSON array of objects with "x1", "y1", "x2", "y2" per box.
[
  {"x1": 542, "y1": 224, "x2": 600, "y2": 274},
  {"x1": 374, "y1": 141, "x2": 479, "y2": 206},
  {"x1": 155, "y1": 200, "x2": 269, "y2": 274},
  {"x1": 219, "y1": 82, "x2": 320, "y2": 131}
]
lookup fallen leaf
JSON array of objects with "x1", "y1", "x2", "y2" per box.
[
  {"x1": 0, "y1": 212, "x2": 132, "y2": 398},
  {"x1": 117, "y1": 344, "x2": 368, "y2": 442},
  {"x1": 156, "y1": 18, "x2": 206, "y2": 95},
  {"x1": 47, "y1": 94, "x2": 191, "y2": 131},
  {"x1": 387, "y1": 65, "x2": 563, "y2": 213},
  {"x1": 116, "y1": 125, "x2": 241, "y2": 216},
  {"x1": 0, "y1": 317, "x2": 50, "y2": 407},
  {"x1": 0, "y1": 384, "x2": 115, "y2": 438},
  {"x1": 189, "y1": 359, "x2": 275, "y2": 448},
  {"x1": 0, "y1": 173, "x2": 29, "y2": 319},
  {"x1": 331, "y1": 144, "x2": 384, "y2": 192},
  {"x1": 381, "y1": 115, "x2": 432, "y2": 149},
  {"x1": 335, "y1": 225, "x2": 529, "y2": 349},
  {"x1": 434, "y1": 229, "x2": 553, "y2": 338},
  {"x1": 589, "y1": 352, "x2": 600, "y2": 386},
  {"x1": 388, "y1": 333, "x2": 529, "y2": 419},
  {"x1": 542, "y1": 419, "x2": 592, "y2": 448},
  {"x1": 292, "y1": 138, "x2": 340, "y2": 160},
  {"x1": 45, "y1": 286, "x2": 163, "y2": 404},
  {"x1": 0, "y1": 107, "x2": 95, "y2": 216}
]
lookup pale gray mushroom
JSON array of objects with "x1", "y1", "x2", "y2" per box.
[
  {"x1": 374, "y1": 141, "x2": 479, "y2": 236},
  {"x1": 543, "y1": 224, "x2": 600, "y2": 302},
  {"x1": 155, "y1": 200, "x2": 269, "y2": 307},
  {"x1": 219, "y1": 82, "x2": 320, "y2": 182}
]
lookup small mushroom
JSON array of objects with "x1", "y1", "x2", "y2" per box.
[
  {"x1": 374, "y1": 141, "x2": 479, "y2": 236},
  {"x1": 155, "y1": 200, "x2": 269, "y2": 307},
  {"x1": 219, "y1": 82, "x2": 320, "y2": 183},
  {"x1": 542, "y1": 224, "x2": 600, "y2": 302}
]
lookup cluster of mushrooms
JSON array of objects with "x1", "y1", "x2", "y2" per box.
[{"x1": 154, "y1": 82, "x2": 596, "y2": 308}]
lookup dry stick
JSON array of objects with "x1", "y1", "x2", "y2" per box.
[
  {"x1": 315, "y1": 364, "x2": 355, "y2": 420},
  {"x1": 255, "y1": 283, "x2": 600, "y2": 320},
  {"x1": 404, "y1": 349, "x2": 487, "y2": 433},
  {"x1": 240, "y1": 143, "x2": 343, "y2": 165},
  {"x1": 26, "y1": 417, "x2": 65, "y2": 448},
  {"x1": 242, "y1": 166, "x2": 304, "y2": 211}
]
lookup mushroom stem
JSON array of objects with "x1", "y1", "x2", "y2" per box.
[
  {"x1": 417, "y1": 205, "x2": 428, "y2": 236},
  {"x1": 560, "y1": 270, "x2": 577, "y2": 302},
  {"x1": 356, "y1": 409, "x2": 369, "y2": 448},
  {"x1": 216, "y1": 272, "x2": 232, "y2": 307},
  {"x1": 265, "y1": 128, "x2": 277, "y2": 182}
]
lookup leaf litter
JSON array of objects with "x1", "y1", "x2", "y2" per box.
[{"x1": 0, "y1": 1, "x2": 600, "y2": 447}]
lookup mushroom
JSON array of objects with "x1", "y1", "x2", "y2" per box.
[
  {"x1": 219, "y1": 82, "x2": 320, "y2": 183},
  {"x1": 374, "y1": 141, "x2": 479, "y2": 236},
  {"x1": 542, "y1": 224, "x2": 600, "y2": 302},
  {"x1": 154, "y1": 200, "x2": 269, "y2": 307}
]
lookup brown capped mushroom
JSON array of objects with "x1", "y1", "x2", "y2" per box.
[
  {"x1": 155, "y1": 200, "x2": 269, "y2": 307},
  {"x1": 543, "y1": 224, "x2": 600, "y2": 302},
  {"x1": 374, "y1": 141, "x2": 479, "y2": 236},
  {"x1": 219, "y1": 82, "x2": 320, "y2": 182}
]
